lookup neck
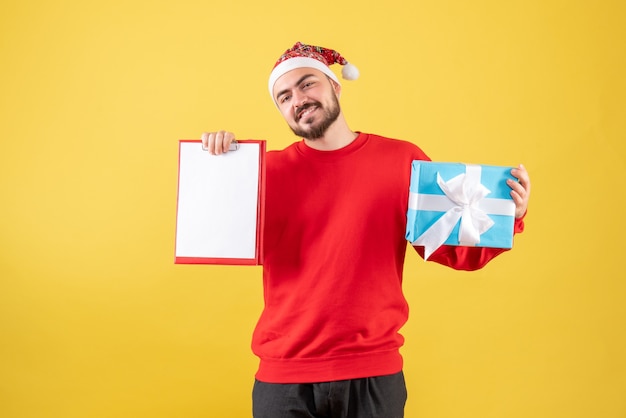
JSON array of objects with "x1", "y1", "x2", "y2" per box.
[{"x1": 303, "y1": 114, "x2": 358, "y2": 151}]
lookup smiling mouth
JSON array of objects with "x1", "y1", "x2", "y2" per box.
[{"x1": 296, "y1": 104, "x2": 318, "y2": 122}]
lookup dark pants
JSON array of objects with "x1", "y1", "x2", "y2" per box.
[{"x1": 252, "y1": 371, "x2": 407, "y2": 418}]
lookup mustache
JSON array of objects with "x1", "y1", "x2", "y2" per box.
[{"x1": 296, "y1": 102, "x2": 321, "y2": 121}]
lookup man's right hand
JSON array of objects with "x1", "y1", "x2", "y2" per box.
[{"x1": 201, "y1": 131, "x2": 236, "y2": 155}]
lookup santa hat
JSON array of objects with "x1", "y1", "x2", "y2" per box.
[{"x1": 268, "y1": 42, "x2": 359, "y2": 99}]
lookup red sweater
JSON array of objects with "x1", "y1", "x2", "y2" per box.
[{"x1": 252, "y1": 133, "x2": 524, "y2": 383}]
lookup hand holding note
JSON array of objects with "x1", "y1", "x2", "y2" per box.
[{"x1": 201, "y1": 131, "x2": 237, "y2": 155}]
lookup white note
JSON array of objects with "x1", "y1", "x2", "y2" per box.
[{"x1": 175, "y1": 141, "x2": 263, "y2": 263}]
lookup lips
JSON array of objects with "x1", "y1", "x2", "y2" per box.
[{"x1": 296, "y1": 104, "x2": 318, "y2": 122}]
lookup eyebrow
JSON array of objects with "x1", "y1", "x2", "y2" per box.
[{"x1": 275, "y1": 74, "x2": 317, "y2": 101}]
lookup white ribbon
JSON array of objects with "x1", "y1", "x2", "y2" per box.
[{"x1": 409, "y1": 165, "x2": 514, "y2": 260}]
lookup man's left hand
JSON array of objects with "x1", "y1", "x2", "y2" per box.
[{"x1": 508, "y1": 164, "x2": 531, "y2": 219}]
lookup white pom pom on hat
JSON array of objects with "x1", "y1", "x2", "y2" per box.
[
  {"x1": 268, "y1": 42, "x2": 359, "y2": 99},
  {"x1": 341, "y1": 62, "x2": 360, "y2": 81}
]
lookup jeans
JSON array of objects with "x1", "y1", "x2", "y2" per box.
[{"x1": 252, "y1": 371, "x2": 407, "y2": 418}]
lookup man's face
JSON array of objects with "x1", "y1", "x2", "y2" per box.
[{"x1": 272, "y1": 67, "x2": 341, "y2": 140}]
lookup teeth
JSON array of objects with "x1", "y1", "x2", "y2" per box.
[{"x1": 298, "y1": 106, "x2": 316, "y2": 120}]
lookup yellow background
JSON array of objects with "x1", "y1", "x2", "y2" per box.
[{"x1": 1, "y1": 0, "x2": 624, "y2": 417}]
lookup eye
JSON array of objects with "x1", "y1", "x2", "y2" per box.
[{"x1": 279, "y1": 94, "x2": 291, "y2": 104}]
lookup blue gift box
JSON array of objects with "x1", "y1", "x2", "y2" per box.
[{"x1": 406, "y1": 161, "x2": 517, "y2": 260}]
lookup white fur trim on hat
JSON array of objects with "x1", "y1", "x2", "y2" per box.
[{"x1": 268, "y1": 57, "x2": 340, "y2": 100}]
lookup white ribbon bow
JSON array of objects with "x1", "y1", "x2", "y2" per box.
[{"x1": 413, "y1": 165, "x2": 495, "y2": 260}]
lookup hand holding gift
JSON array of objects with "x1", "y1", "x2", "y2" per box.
[
  {"x1": 509, "y1": 164, "x2": 531, "y2": 219},
  {"x1": 406, "y1": 161, "x2": 531, "y2": 260}
]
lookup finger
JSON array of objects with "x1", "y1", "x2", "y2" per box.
[
  {"x1": 508, "y1": 176, "x2": 530, "y2": 218},
  {"x1": 508, "y1": 175, "x2": 526, "y2": 198},
  {"x1": 511, "y1": 164, "x2": 529, "y2": 182},
  {"x1": 511, "y1": 164, "x2": 531, "y2": 193},
  {"x1": 508, "y1": 178, "x2": 527, "y2": 213},
  {"x1": 510, "y1": 187, "x2": 523, "y2": 204},
  {"x1": 510, "y1": 191, "x2": 527, "y2": 218},
  {"x1": 201, "y1": 132, "x2": 210, "y2": 151},
  {"x1": 507, "y1": 177, "x2": 523, "y2": 194},
  {"x1": 214, "y1": 131, "x2": 225, "y2": 155},
  {"x1": 207, "y1": 132, "x2": 217, "y2": 155},
  {"x1": 223, "y1": 132, "x2": 235, "y2": 153}
]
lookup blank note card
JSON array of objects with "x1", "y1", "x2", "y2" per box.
[{"x1": 175, "y1": 140, "x2": 265, "y2": 265}]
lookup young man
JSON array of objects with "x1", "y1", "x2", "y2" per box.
[{"x1": 202, "y1": 42, "x2": 531, "y2": 418}]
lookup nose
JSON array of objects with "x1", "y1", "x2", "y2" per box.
[{"x1": 292, "y1": 90, "x2": 308, "y2": 109}]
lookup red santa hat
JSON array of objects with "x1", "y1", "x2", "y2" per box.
[{"x1": 268, "y1": 41, "x2": 359, "y2": 99}]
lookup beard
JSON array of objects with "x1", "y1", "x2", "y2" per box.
[{"x1": 288, "y1": 93, "x2": 341, "y2": 140}]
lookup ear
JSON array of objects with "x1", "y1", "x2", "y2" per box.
[{"x1": 331, "y1": 79, "x2": 342, "y2": 98}]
